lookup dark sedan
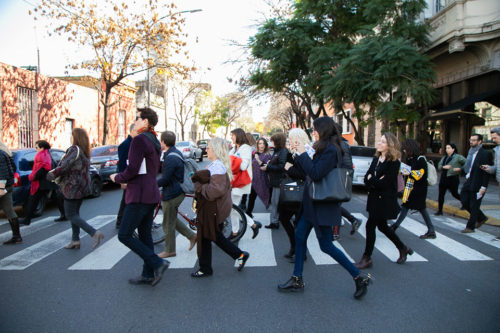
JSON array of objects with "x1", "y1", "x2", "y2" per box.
[
  {"x1": 90, "y1": 145, "x2": 119, "y2": 182},
  {"x1": 11, "y1": 148, "x2": 102, "y2": 216}
]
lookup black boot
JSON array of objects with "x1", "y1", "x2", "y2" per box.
[
  {"x1": 3, "y1": 218, "x2": 23, "y2": 245},
  {"x1": 284, "y1": 248, "x2": 295, "y2": 259},
  {"x1": 251, "y1": 221, "x2": 262, "y2": 239},
  {"x1": 354, "y1": 273, "x2": 372, "y2": 299},
  {"x1": 265, "y1": 223, "x2": 279, "y2": 229},
  {"x1": 278, "y1": 275, "x2": 304, "y2": 292}
]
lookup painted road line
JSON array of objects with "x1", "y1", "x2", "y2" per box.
[
  {"x1": 441, "y1": 217, "x2": 500, "y2": 250},
  {"x1": 68, "y1": 235, "x2": 130, "y2": 270},
  {"x1": 0, "y1": 215, "x2": 115, "y2": 270},
  {"x1": 353, "y1": 213, "x2": 427, "y2": 262},
  {"x1": 235, "y1": 213, "x2": 276, "y2": 267},
  {"x1": 307, "y1": 229, "x2": 355, "y2": 265},
  {"x1": 402, "y1": 217, "x2": 492, "y2": 261},
  {"x1": 0, "y1": 216, "x2": 58, "y2": 244}
]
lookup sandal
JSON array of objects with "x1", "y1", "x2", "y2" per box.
[{"x1": 190, "y1": 270, "x2": 211, "y2": 278}]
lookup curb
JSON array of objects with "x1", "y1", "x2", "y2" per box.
[{"x1": 426, "y1": 199, "x2": 500, "y2": 227}]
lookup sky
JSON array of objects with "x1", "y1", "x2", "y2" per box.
[{"x1": 0, "y1": 0, "x2": 273, "y2": 120}]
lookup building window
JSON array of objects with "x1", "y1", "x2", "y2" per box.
[
  {"x1": 118, "y1": 110, "x2": 126, "y2": 142},
  {"x1": 482, "y1": 107, "x2": 492, "y2": 121},
  {"x1": 65, "y1": 119, "x2": 74, "y2": 147},
  {"x1": 336, "y1": 109, "x2": 352, "y2": 134},
  {"x1": 18, "y1": 87, "x2": 38, "y2": 148}
]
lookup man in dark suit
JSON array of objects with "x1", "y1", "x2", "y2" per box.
[
  {"x1": 460, "y1": 134, "x2": 493, "y2": 233},
  {"x1": 115, "y1": 123, "x2": 137, "y2": 228}
]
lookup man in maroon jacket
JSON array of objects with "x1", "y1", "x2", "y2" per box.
[{"x1": 110, "y1": 108, "x2": 168, "y2": 286}]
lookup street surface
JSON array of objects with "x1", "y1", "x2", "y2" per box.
[{"x1": 0, "y1": 160, "x2": 499, "y2": 332}]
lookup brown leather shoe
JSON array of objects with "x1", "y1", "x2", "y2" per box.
[
  {"x1": 475, "y1": 218, "x2": 488, "y2": 229},
  {"x1": 64, "y1": 241, "x2": 81, "y2": 249},
  {"x1": 396, "y1": 247, "x2": 413, "y2": 264},
  {"x1": 355, "y1": 255, "x2": 373, "y2": 269},
  {"x1": 461, "y1": 228, "x2": 474, "y2": 233},
  {"x1": 92, "y1": 231, "x2": 104, "y2": 249}
]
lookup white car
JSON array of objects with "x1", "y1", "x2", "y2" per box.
[
  {"x1": 351, "y1": 146, "x2": 376, "y2": 186},
  {"x1": 175, "y1": 141, "x2": 203, "y2": 162}
]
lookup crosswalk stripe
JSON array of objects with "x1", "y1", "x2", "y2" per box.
[
  {"x1": 167, "y1": 233, "x2": 199, "y2": 269},
  {"x1": 401, "y1": 217, "x2": 492, "y2": 261},
  {"x1": 68, "y1": 235, "x2": 130, "y2": 270},
  {"x1": 0, "y1": 216, "x2": 56, "y2": 243},
  {"x1": 441, "y1": 217, "x2": 500, "y2": 250},
  {"x1": 352, "y1": 213, "x2": 428, "y2": 262},
  {"x1": 0, "y1": 215, "x2": 115, "y2": 270},
  {"x1": 307, "y1": 229, "x2": 355, "y2": 265},
  {"x1": 235, "y1": 213, "x2": 276, "y2": 267}
]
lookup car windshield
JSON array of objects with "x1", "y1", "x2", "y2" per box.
[
  {"x1": 176, "y1": 142, "x2": 189, "y2": 147},
  {"x1": 91, "y1": 146, "x2": 118, "y2": 157},
  {"x1": 351, "y1": 146, "x2": 376, "y2": 157}
]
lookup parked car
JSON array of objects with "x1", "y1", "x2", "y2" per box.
[
  {"x1": 176, "y1": 141, "x2": 203, "y2": 161},
  {"x1": 11, "y1": 148, "x2": 103, "y2": 215},
  {"x1": 351, "y1": 146, "x2": 377, "y2": 186},
  {"x1": 90, "y1": 145, "x2": 119, "y2": 182},
  {"x1": 197, "y1": 139, "x2": 209, "y2": 156}
]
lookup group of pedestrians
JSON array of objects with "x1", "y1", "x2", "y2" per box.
[{"x1": 1, "y1": 105, "x2": 499, "y2": 298}]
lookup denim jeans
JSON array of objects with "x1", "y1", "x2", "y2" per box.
[
  {"x1": 64, "y1": 199, "x2": 96, "y2": 241},
  {"x1": 293, "y1": 216, "x2": 360, "y2": 278},
  {"x1": 118, "y1": 203, "x2": 164, "y2": 278},
  {"x1": 392, "y1": 206, "x2": 435, "y2": 233}
]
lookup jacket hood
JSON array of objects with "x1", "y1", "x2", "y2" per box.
[{"x1": 141, "y1": 132, "x2": 162, "y2": 154}]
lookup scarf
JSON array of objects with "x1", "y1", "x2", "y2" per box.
[
  {"x1": 136, "y1": 125, "x2": 157, "y2": 137},
  {"x1": 463, "y1": 144, "x2": 482, "y2": 175}
]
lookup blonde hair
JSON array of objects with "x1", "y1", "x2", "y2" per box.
[
  {"x1": 0, "y1": 140, "x2": 12, "y2": 156},
  {"x1": 288, "y1": 128, "x2": 311, "y2": 154},
  {"x1": 210, "y1": 137, "x2": 233, "y2": 181},
  {"x1": 376, "y1": 132, "x2": 401, "y2": 162}
]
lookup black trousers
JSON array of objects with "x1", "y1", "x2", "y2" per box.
[
  {"x1": 55, "y1": 189, "x2": 66, "y2": 217},
  {"x1": 116, "y1": 189, "x2": 127, "y2": 224},
  {"x1": 245, "y1": 187, "x2": 258, "y2": 216},
  {"x1": 341, "y1": 207, "x2": 356, "y2": 224},
  {"x1": 364, "y1": 215, "x2": 406, "y2": 258},
  {"x1": 278, "y1": 204, "x2": 299, "y2": 253},
  {"x1": 460, "y1": 181, "x2": 487, "y2": 230},
  {"x1": 438, "y1": 175, "x2": 461, "y2": 212},
  {"x1": 198, "y1": 226, "x2": 243, "y2": 274},
  {"x1": 22, "y1": 189, "x2": 49, "y2": 223}
]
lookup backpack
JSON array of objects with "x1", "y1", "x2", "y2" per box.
[
  {"x1": 169, "y1": 152, "x2": 200, "y2": 194},
  {"x1": 418, "y1": 155, "x2": 437, "y2": 186}
]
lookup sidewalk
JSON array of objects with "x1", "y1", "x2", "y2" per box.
[{"x1": 426, "y1": 174, "x2": 500, "y2": 226}]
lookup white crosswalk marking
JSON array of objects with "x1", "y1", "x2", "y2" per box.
[
  {"x1": 68, "y1": 235, "x2": 130, "y2": 270},
  {"x1": 442, "y1": 217, "x2": 500, "y2": 250},
  {"x1": 0, "y1": 216, "x2": 56, "y2": 243},
  {"x1": 235, "y1": 213, "x2": 277, "y2": 267},
  {"x1": 0, "y1": 215, "x2": 115, "y2": 270},
  {"x1": 352, "y1": 213, "x2": 428, "y2": 262},
  {"x1": 167, "y1": 233, "x2": 199, "y2": 269},
  {"x1": 307, "y1": 229, "x2": 355, "y2": 265},
  {"x1": 401, "y1": 217, "x2": 492, "y2": 261}
]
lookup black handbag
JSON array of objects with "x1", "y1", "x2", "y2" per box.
[
  {"x1": 279, "y1": 177, "x2": 305, "y2": 205},
  {"x1": 308, "y1": 149, "x2": 352, "y2": 202}
]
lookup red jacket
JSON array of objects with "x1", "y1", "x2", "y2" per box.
[{"x1": 230, "y1": 155, "x2": 251, "y2": 189}]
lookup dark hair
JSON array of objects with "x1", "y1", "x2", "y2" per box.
[
  {"x1": 245, "y1": 133, "x2": 256, "y2": 147},
  {"x1": 137, "y1": 107, "x2": 158, "y2": 127},
  {"x1": 491, "y1": 127, "x2": 500, "y2": 136},
  {"x1": 312, "y1": 117, "x2": 343, "y2": 156},
  {"x1": 36, "y1": 140, "x2": 51, "y2": 150},
  {"x1": 471, "y1": 133, "x2": 483, "y2": 142},
  {"x1": 231, "y1": 128, "x2": 248, "y2": 147},
  {"x1": 271, "y1": 132, "x2": 286, "y2": 150},
  {"x1": 445, "y1": 143, "x2": 457, "y2": 155},
  {"x1": 72, "y1": 128, "x2": 91, "y2": 158},
  {"x1": 401, "y1": 138, "x2": 421, "y2": 161},
  {"x1": 161, "y1": 131, "x2": 176, "y2": 147},
  {"x1": 256, "y1": 138, "x2": 269, "y2": 153}
]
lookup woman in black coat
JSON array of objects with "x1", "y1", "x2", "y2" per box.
[
  {"x1": 278, "y1": 117, "x2": 371, "y2": 300},
  {"x1": 390, "y1": 139, "x2": 436, "y2": 239},
  {"x1": 355, "y1": 133, "x2": 413, "y2": 269}
]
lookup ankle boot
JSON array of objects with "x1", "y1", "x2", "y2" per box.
[
  {"x1": 354, "y1": 273, "x2": 372, "y2": 299},
  {"x1": 355, "y1": 255, "x2": 372, "y2": 269},
  {"x1": 278, "y1": 275, "x2": 304, "y2": 292},
  {"x1": 3, "y1": 218, "x2": 23, "y2": 245},
  {"x1": 397, "y1": 247, "x2": 413, "y2": 264}
]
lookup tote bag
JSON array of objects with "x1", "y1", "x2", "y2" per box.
[{"x1": 308, "y1": 149, "x2": 352, "y2": 203}]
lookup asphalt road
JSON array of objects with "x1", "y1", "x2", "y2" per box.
[{"x1": 0, "y1": 161, "x2": 499, "y2": 333}]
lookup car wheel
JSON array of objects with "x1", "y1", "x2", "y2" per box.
[
  {"x1": 198, "y1": 152, "x2": 203, "y2": 162},
  {"x1": 32, "y1": 193, "x2": 48, "y2": 217},
  {"x1": 90, "y1": 177, "x2": 102, "y2": 198}
]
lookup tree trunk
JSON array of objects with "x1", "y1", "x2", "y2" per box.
[
  {"x1": 102, "y1": 84, "x2": 112, "y2": 145},
  {"x1": 341, "y1": 106, "x2": 364, "y2": 146}
]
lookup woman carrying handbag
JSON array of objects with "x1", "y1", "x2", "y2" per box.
[{"x1": 278, "y1": 117, "x2": 371, "y2": 300}]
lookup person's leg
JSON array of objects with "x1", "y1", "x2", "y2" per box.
[
  {"x1": 292, "y1": 216, "x2": 313, "y2": 277},
  {"x1": 363, "y1": 216, "x2": 377, "y2": 258},
  {"x1": 65, "y1": 199, "x2": 96, "y2": 238},
  {"x1": 231, "y1": 192, "x2": 243, "y2": 233},
  {"x1": 118, "y1": 203, "x2": 164, "y2": 278},
  {"x1": 437, "y1": 181, "x2": 446, "y2": 213},
  {"x1": 267, "y1": 187, "x2": 280, "y2": 228},
  {"x1": 64, "y1": 199, "x2": 82, "y2": 242},
  {"x1": 279, "y1": 205, "x2": 296, "y2": 255},
  {"x1": 116, "y1": 189, "x2": 126, "y2": 227},
  {"x1": 378, "y1": 218, "x2": 406, "y2": 251},
  {"x1": 55, "y1": 189, "x2": 66, "y2": 220},
  {"x1": 341, "y1": 206, "x2": 356, "y2": 223},
  {"x1": 460, "y1": 187, "x2": 471, "y2": 212},
  {"x1": 391, "y1": 206, "x2": 409, "y2": 230},
  {"x1": 21, "y1": 190, "x2": 47, "y2": 224},
  {"x1": 316, "y1": 226, "x2": 360, "y2": 278},
  {"x1": 197, "y1": 237, "x2": 213, "y2": 275},
  {"x1": 162, "y1": 196, "x2": 180, "y2": 254},
  {"x1": 1, "y1": 191, "x2": 22, "y2": 244},
  {"x1": 465, "y1": 195, "x2": 484, "y2": 230},
  {"x1": 419, "y1": 208, "x2": 435, "y2": 233},
  {"x1": 214, "y1": 230, "x2": 243, "y2": 260},
  {"x1": 448, "y1": 176, "x2": 461, "y2": 201},
  {"x1": 239, "y1": 194, "x2": 247, "y2": 210},
  {"x1": 246, "y1": 186, "x2": 258, "y2": 217}
]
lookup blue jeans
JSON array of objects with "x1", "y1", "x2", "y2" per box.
[
  {"x1": 118, "y1": 203, "x2": 163, "y2": 278},
  {"x1": 293, "y1": 216, "x2": 360, "y2": 278}
]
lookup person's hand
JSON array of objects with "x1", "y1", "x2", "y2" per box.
[
  {"x1": 479, "y1": 187, "x2": 486, "y2": 196},
  {"x1": 402, "y1": 169, "x2": 410, "y2": 176},
  {"x1": 480, "y1": 165, "x2": 491, "y2": 172},
  {"x1": 110, "y1": 173, "x2": 117, "y2": 183},
  {"x1": 367, "y1": 174, "x2": 372, "y2": 180},
  {"x1": 260, "y1": 165, "x2": 267, "y2": 171},
  {"x1": 284, "y1": 162, "x2": 293, "y2": 171},
  {"x1": 254, "y1": 155, "x2": 261, "y2": 163},
  {"x1": 453, "y1": 168, "x2": 461, "y2": 172},
  {"x1": 120, "y1": 183, "x2": 127, "y2": 190},
  {"x1": 443, "y1": 165, "x2": 451, "y2": 170}
]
